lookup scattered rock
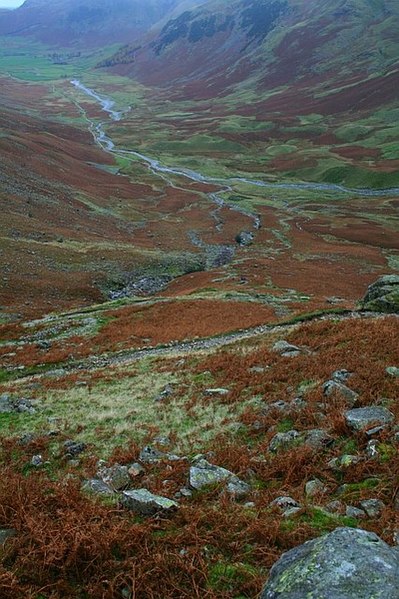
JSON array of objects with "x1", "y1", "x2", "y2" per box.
[
  {"x1": 128, "y1": 463, "x2": 145, "y2": 478},
  {"x1": 345, "y1": 406, "x2": 394, "y2": 432},
  {"x1": 272, "y1": 341, "x2": 303, "y2": 357},
  {"x1": 0, "y1": 394, "x2": 36, "y2": 414},
  {"x1": 291, "y1": 397, "x2": 307, "y2": 411},
  {"x1": 154, "y1": 385, "x2": 174, "y2": 403},
  {"x1": 261, "y1": 527, "x2": 399, "y2": 598},
  {"x1": 270, "y1": 496, "x2": 301, "y2": 517},
  {"x1": 82, "y1": 479, "x2": 115, "y2": 496},
  {"x1": 249, "y1": 366, "x2": 267, "y2": 374},
  {"x1": 345, "y1": 505, "x2": 366, "y2": 519},
  {"x1": 139, "y1": 446, "x2": 166, "y2": 464},
  {"x1": 324, "y1": 500, "x2": 345, "y2": 515},
  {"x1": 366, "y1": 439, "x2": 380, "y2": 458},
  {"x1": 189, "y1": 459, "x2": 248, "y2": 498},
  {"x1": 236, "y1": 231, "x2": 254, "y2": 246},
  {"x1": 97, "y1": 463, "x2": 131, "y2": 491},
  {"x1": 63, "y1": 440, "x2": 86, "y2": 457},
  {"x1": 0, "y1": 529, "x2": 17, "y2": 545},
  {"x1": 18, "y1": 432, "x2": 37, "y2": 446},
  {"x1": 331, "y1": 369, "x2": 353, "y2": 383},
  {"x1": 175, "y1": 487, "x2": 193, "y2": 499},
  {"x1": 260, "y1": 400, "x2": 289, "y2": 415},
  {"x1": 361, "y1": 274, "x2": 399, "y2": 313},
  {"x1": 366, "y1": 425, "x2": 387, "y2": 437},
  {"x1": 305, "y1": 478, "x2": 327, "y2": 498},
  {"x1": 121, "y1": 489, "x2": 178, "y2": 516},
  {"x1": 322, "y1": 380, "x2": 358, "y2": 406},
  {"x1": 153, "y1": 435, "x2": 171, "y2": 447},
  {"x1": 203, "y1": 388, "x2": 229, "y2": 396},
  {"x1": 386, "y1": 366, "x2": 399, "y2": 378},
  {"x1": 303, "y1": 429, "x2": 333, "y2": 450},
  {"x1": 31, "y1": 455, "x2": 43, "y2": 467},
  {"x1": 269, "y1": 430, "x2": 300, "y2": 452},
  {"x1": 327, "y1": 454, "x2": 362, "y2": 470},
  {"x1": 360, "y1": 498, "x2": 385, "y2": 518},
  {"x1": 226, "y1": 478, "x2": 251, "y2": 500}
]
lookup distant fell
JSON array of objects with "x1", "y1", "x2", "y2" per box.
[{"x1": 0, "y1": 0, "x2": 203, "y2": 46}]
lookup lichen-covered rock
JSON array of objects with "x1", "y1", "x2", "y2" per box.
[
  {"x1": 360, "y1": 498, "x2": 385, "y2": 518},
  {"x1": 332, "y1": 369, "x2": 353, "y2": 383},
  {"x1": 63, "y1": 440, "x2": 86, "y2": 457},
  {"x1": 272, "y1": 341, "x2": 302, "y2": 357},
  {"x1": 82, "y1": 479, "x2": 115, "y2": 496},
  {"x1": 305, "y1": 478, "x2": 327, "y2": 498},
  {"x1": 303, "y1": 429, "x2": 333, "y2": 450},
  {"x1": 361, "y1": 275, "x2": 399, "y2": 313},
  {"x1": 97, "y1": 463, "x2": 131, "y2": 491},
  {"x1": 0, "y1": 395, "x2": 36, "y2": 414},
  {"x1": 236, "y1": 230, "x2": 254, "y2": 246},
  {"x1": 261, "y1": 527, "x2": 399, "y2": 599},
  {"x1": 139, "y1": 446, "x2": 165, "y2": 463},
  {"x1": 328, "y1": 454, "x2": 362, "y2": 470},
  {"x1": 345, "y1": 406, "x2": 394, "y2": 432},
  {"x1": 189, "y1": 459, "x2": 248, "y2": 498},
  {"x1": 270, "y1": 496, "x2": 301, "y2": 517},
  {"x1": 323, "y1": 380, "x2": 358, "y2": 405},
  {"x1": 128, "y1": 462, "x2": 145, "y2": 478},
  {"x1": 345, "y1": 505, "x2": 366, "y2": 519},
  {"x1": 121, "y1": 489, "x2": 178, "y2": 516},
  {"x1": 269, "y1": 430, "x2": 300, "y2": 452}
]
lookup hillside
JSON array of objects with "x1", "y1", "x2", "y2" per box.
[
  {"x1": 0, "y1": 1, "x2": 399, "y2": 597},
  {"x1": 0, "y1": 0, "x2": 204, "y2": 46},
  {"x1": 100, "y1": 0, "x2": 399, "y2": 189}
]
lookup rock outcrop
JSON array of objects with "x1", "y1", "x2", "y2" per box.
[
  {"x1": 361, "y1": 275, "x2": 399, "y2": 313},
  {"x1": 261, "y1": 527, "x2": 399, "y2": 599}
]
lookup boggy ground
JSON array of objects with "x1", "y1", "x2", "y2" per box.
[{"x1": 0, "y1": 312, "x2": 398, "y2": 598}]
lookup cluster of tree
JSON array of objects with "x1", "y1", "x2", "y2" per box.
[{"x1": 97, "y1": 45, "x2": 140, "y2": 68}]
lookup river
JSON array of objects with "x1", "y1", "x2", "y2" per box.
[{"x1": 71, "y1": 80, "x2": 399, "y2": 199}]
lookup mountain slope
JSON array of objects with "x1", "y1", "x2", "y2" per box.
[
  {"x1": 100, "y1": 0, "x2": 399, "y2": 190},
  {"x1": 108, "y1": 0, "x2": 399, "y2": 99},
  {"x1": 0, "y1": 0, "x2": 198, "y2": 46}
]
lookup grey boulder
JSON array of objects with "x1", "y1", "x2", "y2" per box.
[
  {"x1": 269, "y1": 430, "x2": 301, "y2": 452},
  {"x1": 323, "y1": 380, "x2": 358, "y2": 405},
  {"x1": 272, "y1": 341, "x2": 303, "y2": 357},
  {"x1": 82, "y1": 479, "x2": 115, "y2": 496},
  {"x1": 345, "y1": 406, "x2": 394, "y2": 432},
  {"x1": 189, "y1": 459, "x2": 249, "y2": 498},
  {"x1": 261, "y1": 527, "x2": 399, "y2": 599},
  {"x1": 97, "y1": 463, "x2": 131, "y2": 491},
  {"x1": 121, "y1": 489, "x2": 178, "y2": 516}
]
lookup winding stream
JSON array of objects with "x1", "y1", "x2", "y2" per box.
[{"x1": 71, "y1": 80, "x2": 399, "y2": 199}]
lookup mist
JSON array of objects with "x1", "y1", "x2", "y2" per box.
[{"x1": 0, "y1": 0, "x2": 24, "y2": 7}]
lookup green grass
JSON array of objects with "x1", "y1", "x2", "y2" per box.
[
  {"x1": 208, "y1": 561, "x2": 259, "y2": 592},
  {"x1": 0, "y1": 37, "x2": 121, "y2": 82},
  {"x1": 301, "y1": 508, "x2": 358, "y2": 532},
  {"x1": 15, "y1": 365, "x2": 253, "y2": 456}
]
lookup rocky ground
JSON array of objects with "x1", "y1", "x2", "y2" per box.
[{"x1": 0, "y1": 277, "x2": 398, "y2": 598}]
